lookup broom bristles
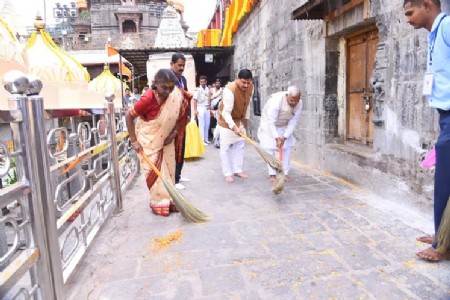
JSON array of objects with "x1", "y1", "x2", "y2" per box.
[
  {"x1": 272, "y1": 168, "x2": 285, "y2": 194},
  {"x1": 436, "y1": 197, "x2": 450, "y2": 254},
  {"x1": 244, "y1": 138, "x2": 285, "y2": 194},
  {"x1": 252, "y1": 143, "x2": 283, "y2": 171},
  {"x1": 140, "y1": 152, "x2": 209, "y2": 223},
  {"x1": 161, "y1": 178, "x2": 209, "y2": 223}
]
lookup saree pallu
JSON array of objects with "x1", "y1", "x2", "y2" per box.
[{"x1": 136, "y1": 89, "x2": 182, "y2": 206}]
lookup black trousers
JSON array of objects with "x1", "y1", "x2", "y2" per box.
[
  {"x1": 175, "y1": 132, "x2": 186, "y2": 184},
  {"x1": 433, "y1": 110, "x2": 450, "y2": 248}
]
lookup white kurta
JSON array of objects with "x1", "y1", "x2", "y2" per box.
[
  {"x1": 194, "y1": 86, "x2": 210, "y2": 106},
  {"x1": 210, "y1": 87, "x2": 223, "y2": 108},
  {"x1": 257, "y1": 91, "x2": 302, "y2": 150},
  {"x1": 218, "y1": 85, "x2": 253, "y2": 177},
  {"x1": 219, "y1": 87, "x2": 252, "y2": 145},
  {"x1": 194, "y1": 85, "x2": 211, "y2": 143}
]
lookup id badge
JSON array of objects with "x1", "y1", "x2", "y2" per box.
[{"x1": 423, "y1": 73, "x2": 434, "y2": 96}]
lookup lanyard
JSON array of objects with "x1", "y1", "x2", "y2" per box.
[
  {"x1": 429, "y1": 14, "x2": 447, "y2": 66},
  {"x1": 170, "y1": 69, "x2": 184, "y2": 89}
]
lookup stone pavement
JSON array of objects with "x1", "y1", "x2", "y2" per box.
[{"x1": 65, "y1": 144, "x2": 450, "y2": 300}]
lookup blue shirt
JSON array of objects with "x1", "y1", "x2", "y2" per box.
[
  {"x1": 429, "y1": 13, "x2": 450, "y2": 110},
  {"x1": 123, "y1": 94, "x2": 131, "y2": 107}
]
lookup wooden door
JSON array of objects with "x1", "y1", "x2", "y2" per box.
[{"x1": 346, "y1": 29, "x2": 378, "y2": 146}]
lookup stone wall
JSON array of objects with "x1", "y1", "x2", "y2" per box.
[
  {"x1": 232, "y1": 0, "x2": 326, "y2": 166},
  {"x1": 232, "y1": 0, "x2": 448, "y2": 206}
]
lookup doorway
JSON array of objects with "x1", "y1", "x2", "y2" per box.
[
  {"x1": 346, "y1": 29, "x2": 378, "y2": 146},
  {"x1": 122, "y1": 20, "x2": 137, "y2": 33}
]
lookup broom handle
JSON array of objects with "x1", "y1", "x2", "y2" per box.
[
  {"x1": 139, "y1": 151, "x2": 163, "y2": 178},
  {"x1": 240, "y1": 132, "x2": 256, "y2": 146},
  {"x1": 278, "y1": 144, "x2": 283, "y2": 162},
  {"x1": 63, "y1": 155, "x2": 84, "y2": 173}
]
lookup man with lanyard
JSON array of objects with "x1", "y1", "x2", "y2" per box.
[
  {"x1": 193, "y1": 75, "x2": 212, "y2": 145},
  {"x1": 170, "y1": 53, "x2": 190, "y2": 190},
  {"x1": 404, "y1": 0, "x2": 450, "y2": 261}
]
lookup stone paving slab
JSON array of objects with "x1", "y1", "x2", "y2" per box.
[{"x1": 65, "y1": 145, "x2": 450, "y2": 299}]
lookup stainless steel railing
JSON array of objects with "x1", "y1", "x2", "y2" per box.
[{"x1": 0, "y1": 72, "x2": 139, "y2": 299}]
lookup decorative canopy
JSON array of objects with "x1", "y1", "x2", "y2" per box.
[
  {"x1": 26, "y1": 15, "x2": 90, "y2": 84},
  {"x1": 88, "y1": 64, "x2": 127, "y2": 95},
  {"x1": 0, "y1": 17, "x2": 27, "y2": 65},
  {"x1": 0, "y1": 17, "x2": 28, "y2": 110}
]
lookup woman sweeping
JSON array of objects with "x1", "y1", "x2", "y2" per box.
[{"x1": 126, "y1": 69, "x2": 183, "y2": 217}]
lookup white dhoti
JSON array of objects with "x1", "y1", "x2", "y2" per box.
[
  {"x1": 258, "y1": 127, "x2": 294, "y2": 175},
  {"x1": 219, "y1": 124, "x2": 246, "y2": 176}
]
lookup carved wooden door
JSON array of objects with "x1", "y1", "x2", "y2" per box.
[{"x1": 346, "y1": 29, "x2": 378, "y2": 146}]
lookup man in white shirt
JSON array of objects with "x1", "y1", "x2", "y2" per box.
[
  {"x1": 258, "y1": 86, "x2": 302, "y2": 182},
  {"x1": 193, "y1": 75, "x2": 212, "y2": 145},
  {"x1": 210, "y1": 78, "x2": 223, "y2": 148},
  {"x1": 217, "y1": 69, "x2": 254, "y2": 183}
]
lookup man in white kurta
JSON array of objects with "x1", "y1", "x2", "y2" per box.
[
  {"x1": 193, "y1": 75, "x2": 211, "y2": 145},
  {"x1": 258, "y1": 86, "x2": 302, "y2": 181},
  {"x1": 217, "y1": 69, "x2": 254, "y2": 183}
]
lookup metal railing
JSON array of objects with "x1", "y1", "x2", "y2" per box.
[{"x1": 0, "y1": 72, "x2": 139, "y2": 299}]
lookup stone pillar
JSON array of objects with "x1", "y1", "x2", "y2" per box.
[
  {"x1": 119, "y1": 16, "x2": 123, "y2": 34},
  {"x1": 323, "y1": 37, "x2": 340, "y2": 142}
]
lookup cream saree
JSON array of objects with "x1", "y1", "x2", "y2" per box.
[{"x1": 136, "y1": 88, "x2": 182, "y2": 208}]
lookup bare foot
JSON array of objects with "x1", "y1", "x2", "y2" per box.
[
  {"x1": 225, "y1": 176, "x2": 234, "y2": 183},
  {"x1": 285, "y1": 175, "x2": 292, "y2": 182},
  {"x1": 416, "y1": 247, "x2": 450, "y2": 261},
  {"x1": 234, "y1": 172, "x2": 249, "y2": 179},
  {"x1": 417, "y1": 236, "x2": 434, "y2": 244},
  {"x1": 150, "y1": 204, "x2": 170, "y2": 217},
  {"x1": 268, "y1": 175, "x2": 276, "y2": 182}
]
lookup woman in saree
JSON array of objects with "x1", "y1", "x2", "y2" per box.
[{"x1": 126, "y1": 69, "x2": 183, "y2": 216}]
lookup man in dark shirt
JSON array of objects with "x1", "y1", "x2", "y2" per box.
[{"x1": 170, "y1": 53, "x2": 190, "y2": 190}]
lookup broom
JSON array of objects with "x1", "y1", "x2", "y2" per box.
[
  {"x1": 436, "y1": 197, "x2": 450, "y2": 255},
  {"x1": 139, "y1": 151, "x2": 209, "y2": 223},
  {"x1": 272, "y1": 144, "x2": 285, "y2": 195},
  {"x1": 240, "y1": 132, "x2": 285, "y2": 194}
]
